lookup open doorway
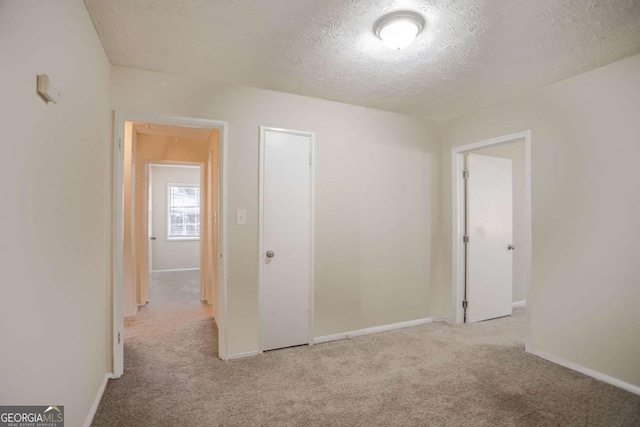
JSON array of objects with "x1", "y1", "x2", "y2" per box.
[
  {"x1": 147, "y1": 163, "x2": 202, "y2": 305},
  {"x1": 113, "y1": 112, "x2": 228, "y2": 378},
  {"x1": 451, "y1": 131, "x2": 532, "y2": 348}
]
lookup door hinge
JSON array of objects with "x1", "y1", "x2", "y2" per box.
[
  {"x1": 462, "y1": 300, "x2": 468, "y2": 309},
  {"x1": 118, "y1": 332, "x2": 121, "y2": 344},
  {"x1": 463, "y1": 235, "x2": 469, "y2": 244},
  {"x1": 463, "y1": 170, "x2": 469, "y2": 179},
  {"x1": 118, "y1": 139, "x2": 122, "y2": 150},
  {"x1": 309, "y1": 152, "x2": 312, "y2": 166}
]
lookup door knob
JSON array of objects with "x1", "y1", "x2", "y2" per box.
[
  {"x1": 150, "y1": 237, "x2": 157, "y2": 240},
  {"x1": 508, "y1": 244, "x2": 515, "y2": 250},
  {"x1": 266, "y1": 250, "x2": 275, "y2": 258}
]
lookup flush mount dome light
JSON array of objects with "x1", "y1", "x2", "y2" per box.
[{"x1": 374, "y1": 11, "x2": 425, "y2": 50}]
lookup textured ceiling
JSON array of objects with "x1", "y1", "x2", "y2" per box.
[{"x1": 86, "y1": 0, "x2": 640, "y2": 120}]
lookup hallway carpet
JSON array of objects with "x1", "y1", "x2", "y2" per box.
[{"x1": 93, "y1": 272, "x2": 640, "y2": 426}]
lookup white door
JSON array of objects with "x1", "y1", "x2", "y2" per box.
[
  {"x1": 260, "y1": 127, "x2": 313, "y2": 351},
  {"x1": 466, "y1": 153, "x2": 513, "y2": 323}
]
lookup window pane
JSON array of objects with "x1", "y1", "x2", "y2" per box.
[{"x1": 168, "y1": 184, "x2": 200, "y2": 238}]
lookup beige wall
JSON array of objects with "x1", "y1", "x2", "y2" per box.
[
  {"x1": 0, "y1": 1, "x2": 111, "y2": 426},
  {"x1": 471, "y1": 141, "x2": 526, "y2": 302},
  {"x1": 111, "y1": 66, "x2": 441, "y2": 356},
  {"x1": 436, "y1": 53, "x2": 640, "y2": 387},
  {"x1": 150, "y1": 165, "x2": 200, "y2": 271}
]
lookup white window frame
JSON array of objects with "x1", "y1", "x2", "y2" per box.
[{"x1": 166, "y1": 183, "x2": 201, "y2": 241}]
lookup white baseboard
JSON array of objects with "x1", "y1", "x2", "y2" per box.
[
  {"x1": 433, "y1": 316, "x2": 455, "y2": 325},
  {"x1": 83, "y1": 372, "x2": 113, "y2": 427},
  {"x1": 151, "y1": 268, "x2": 200, "y2": 273},
  {"x1": 314, "y1": 317, "x2": 434, "y2": 344},
  {"x1": 529, "y1": 349, "x2": 640, "y2": 396},
  {"x1": 513, "y1": 300, "x2": 527, "y2": 308},
  {"x1": 228, "y1": 317, "x2": 436, "y2": 359},
  {"x1": 227, "y1": 350, "x2": 261, "y2": 360}
]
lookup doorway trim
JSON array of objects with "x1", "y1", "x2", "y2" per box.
[
  {"x1": 257, "y1": 126, "x2": 315, "y2": 353},
  {"x1": 451, "y1": 130, "x2": 532, "y2": 351},
  {"x1": 112, "y1": 111, "x2": 229, "y2": 378}
]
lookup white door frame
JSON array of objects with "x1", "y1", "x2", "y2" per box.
[
  {"x1": 257, "y1": 126, "x2": 315, "y2": 352},
  {"x1": 112, "y1": 111, "x2": 229, "y2": 378},
  {"x1": 451, "y1": 130, "x2": 532, "y2": 350}
]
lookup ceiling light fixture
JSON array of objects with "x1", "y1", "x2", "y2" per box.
[{"x1": 374, "y1": 11, "x2": 425, "y2": 50}]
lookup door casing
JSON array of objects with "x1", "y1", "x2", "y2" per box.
[
  {"x1": 258, "y1": 126, "x2": 315, "y2": 353},
  {"x1": 112, "y1": 111, "x2": 229, "y2": 378},
  {"x1": 451, "y1": 130, "x2": 532, "y2": 350}
]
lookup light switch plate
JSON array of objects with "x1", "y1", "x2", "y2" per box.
[{"x1": 236, "y1": 209, "x2": 247, "y2": 225}]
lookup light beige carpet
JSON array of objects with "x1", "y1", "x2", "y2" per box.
[{"x1": 93, "y1": 271, "x2": 640, "y2": 426}]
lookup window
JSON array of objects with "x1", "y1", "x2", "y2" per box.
[{"x1": 167, "y1": 184, "x2": 200, "y2": 240}]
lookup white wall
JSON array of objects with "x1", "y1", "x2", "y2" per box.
[
  {"x1": 471, "y1": 141, "x2": 526, "y2": 303},
  {"x1": 0, "y1": 1, "x2": 111, "y2": 426},
  {"x1": 150, "y1": 165, "x2": 200, "y2": 271},
  {"x1": 111, "y1": 66, "x2": 441, "y2": 356},
  {"x1": 436, "y1": 53, "x2": 640, "y2": 388}
]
